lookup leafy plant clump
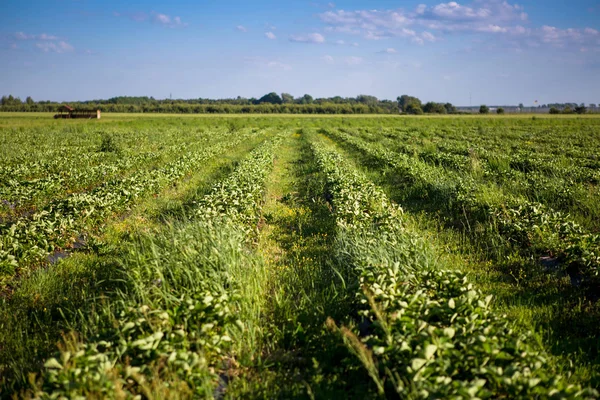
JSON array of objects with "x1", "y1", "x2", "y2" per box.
[{"x1": 98, "y1": 133, "x2": 121, "y2": 153}]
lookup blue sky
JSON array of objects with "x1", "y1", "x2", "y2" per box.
[{"x1": 1, "y1": 0, "x2": 599, "y2": 105}]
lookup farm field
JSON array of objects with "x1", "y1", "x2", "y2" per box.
[{"x1": 1, "y1": 114, "x2": 599, "y2": 398}]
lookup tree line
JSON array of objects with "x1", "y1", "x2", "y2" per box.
[
  {"x1": 0, "y1": 93, "x2": 463, "y2": 115},
  {"x1": 1, "y1": 93, "x2": 595, "y2": 114}
]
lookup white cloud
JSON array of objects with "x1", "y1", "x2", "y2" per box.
[
  {"x1": 345, "y1": 56, "x2": 363, "y2": 65},
  {"x1": 316, "y1": 1, "x2": 600, "y2": 51},
  {"x1": 36, "y1": 41, "x2": 74, "y2": 53},
  {"x1": 265, "y1": 32, "x2": 277, "y2": 40},
  {"x1": 289, "y1": 33, "x2": 326, "y2": 43},
  {"x1": 38, "y1": 33, "x2": 59, "y2": 40},
  {"x1": 15, "y1": 32, "x2": 58, "y2": 41},
  {"x1": 318, "y1": 1, "x2": 531, "y2": 43},
  {"x1": 267, "y1": 61, "x2": 292, "y2": 70},
  {"x1": 152, "y1": 13, "x2": 187, "y2": 28},
  {"x1": 421, "y1": 31, "x2": 436, "y2": 41},
  {"x1": 323, "y1": 55, "x2": 335, "y2": 64},
  {"x1": 430, "y1": 2, "x2": 491, "y2": 20},
  {"x1": 335, "y1": 39, "x2": 345, "y2": 45},
  {"x1": 236, "y1": 25, "x2": 247, "y2": 32},
  {"x1": 584, "y1": 28, "x2": 599, "y2": 36},
  {"x1": 380, "y1": 47, "x2": 397, "y2": 53}
]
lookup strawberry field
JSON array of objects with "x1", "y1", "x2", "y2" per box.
[{"x1": 1, "y1": 114, "x2": 599, "y2": 398}]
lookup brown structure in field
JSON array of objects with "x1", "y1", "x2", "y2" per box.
[{"x1": 54, "y1": 105, "x2": 101, "y2": 119}]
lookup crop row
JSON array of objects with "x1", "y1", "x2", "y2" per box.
[
  {"x1": 1, "y1": 146, "x2": 178, "y2": 216},
  {"x1": 359, "y1": 125, "x2": 600, "y2": 181},
  {"x1": 326, "y1": 129, "x2": 600, "y2": 288},
  {"x1": 32, "y1": 135, "x2": 283, "y2": 398},
  {"x1": 0, "y1": 129, "x2": 265, "y2": 281},
  {"x1": 0, "y1": 125, "x2": 207, "y2": 180},
  {"x1": 310, "y1": 139, "x2": 596, "y2": 398},
  {"x1": 380, "y1": 122, "x2": 600, "y2": 169},
  {"x1": 348, "y1": 128, "x2": 600, "y2": 219},
  {"x1": 0, "y1": 130, "x2": 223, "y2": 216}
]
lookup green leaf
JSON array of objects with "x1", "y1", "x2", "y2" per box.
[
  {"x1": 424, "y1": 344, "x2": 437, "y2": 359},
  {"x1": 44, "y1": 358, "x2": 63, "y2": 370},
  {"x1": 411, "y1": 358, "x2": 427, "y2": 371}
]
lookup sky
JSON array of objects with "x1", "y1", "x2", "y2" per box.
[{"x1": 1, "y1": 0, "x2": 599, "y2": 105}]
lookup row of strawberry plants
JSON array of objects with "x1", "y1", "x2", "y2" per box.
[
  {"x1": 361, "y1": 126, "x2": 600, "y2": 182},
  {"x1": 0, "y1": 129, "x2": 222, "y2": 216},
  {"x1": 347, "y1": 128, "x2": 600, "y2": 230},
  {"x1": 0, "y1": 125, "x2": 203, "y2": 181},
  {"x1": 26, "y1": 135, "x2": 284, "y2": 398},
  {"x1": 326, "y1": 129, "x2": 600, "y2": 288},
  {"x1": 1, "y1": 146, "x2": 178, "y2": 216},
  {"x1": 0, "y1": 128, "x2": 265, "y2": 281},
  {"x1": 350, "y1": 127, "x2": 599, "y2": 188},
  {"x1": 310, "y1": 139, "x2": 596, "y2": 398}
]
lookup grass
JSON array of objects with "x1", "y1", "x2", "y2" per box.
[{"x1": 227, "y1": 131, "x2": 376, "y2": 398}]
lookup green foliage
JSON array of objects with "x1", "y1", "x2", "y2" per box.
[
  {"x1": 98, "y1": 133, "x2": 121, "y2": 153},
  {"x1": 497, "y1": 107, "x2": 505, "y2": 114},
  {"x1": 405, "y1": 103, "x2": 424, "y2": 115},
  {"x1": 397, "y1": 94, "x2": 422, "y2": 112},
  {"x1": 549, "y1": 107, "x2": 560, "y2": 114},
  {"x1": 326, "y1": 127, "x2": 600, "y2": 288},
  {"x1": 444, "y1": 102, "x2": 457, "y2": 114},
  {"x1": 480, "y1": 104, "x2": 490, "y2": 114},
  {"x1": 310, "y1": 140, "x2": 597, "y2": 398},
  {"x1": 1, "y1": 116, "x2": 600, "y2": 397},
  {"x1": 23, "y1": 135, "x2": 283, "y2": 398},
  {"x1": 256, "y1": 92, "x2": 283, "y2": 105},
  {"x1": 0, "y1": 125, "x2": 261, "y2": 284},
  {"x1": 423, "y1": 102, "x2": 448, "y2": 114}
]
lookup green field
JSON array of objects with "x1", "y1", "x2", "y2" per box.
[{"x1": 1, "y1": 114, "x2": 599, "y2": 398}]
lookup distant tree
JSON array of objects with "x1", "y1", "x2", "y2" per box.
[
  {"x1": 549, "y1": 107, "x2": 560, "y2": 114},
  {"x1": 281, "y1": 93, "x2": 294, "y2": 104},
  {"x1": 296, "y1": 94, "x2": 314, "y2": 104},
  {"x1": 496, "y1": 107, "x2": 505, "y2": 114},
  {"x1": 423, "y1": 102, "x2": 447, "y2": 114},
  {"x1": 0, "y1": 96, "x2": 7, "y2": 106},
  {"x1": 256, "y1": 92, "x2": 283, "y2": 105},
  {"x1": 589, "y1": 103, "x2": 597, "y2": 109},
  {"x1": 356, "y1": 94, "x2": 378, "y2": 106},
  {"x1": 518, "y1": 103, "x2": 524, "y2": 109},
  {"x1": 479, "y1": 105, "x2": 490, "y2": 114},
  {"x1": 562, "y1": 106, "x2": 573, "y2": 114},
  {"x1": 26, "y1": 96, "x2": 34, "y2": 105},
  {"x1": 444, "y1": 102, "x2": 457, "y2": 114},
  {"x1": 575, "y1": 105, "x2": 587, "y2": 114},
  {"x1": 405, "y1": 103, "x2": 423, "y2": 115},
  {"x1": 397, "y1": 95, "x2": 422, "y2": 112}
]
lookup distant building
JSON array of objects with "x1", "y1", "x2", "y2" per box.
[{"x1": 54, "y1": 105, "x2": 101, "y2": 119}]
